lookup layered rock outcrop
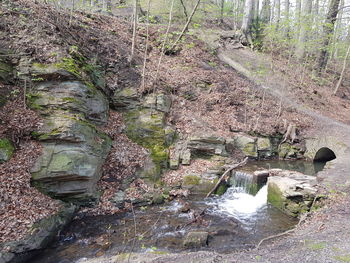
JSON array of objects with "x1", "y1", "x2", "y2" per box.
[{"x1": 28, "y1": 65, "x2": 112, "y2": 204}]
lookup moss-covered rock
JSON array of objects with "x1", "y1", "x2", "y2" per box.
[
  {"x1": 278, "y1": 143, "x2": 301, "y2": 159},
  {"x1": 233, "y1": 135, "x2": 258, "y2": 158},
  {"x1": 267, "y1": 173, "x2": 318, "y2": 217},
  {"x1": 29, "y1": 80, "x2": 108, "y2": 125},
  {"x1": 0, "y1": 138, "x2": 15, "y2": 163},
  {"x1": 0, "y1": 58, "x2": 14, "y2": 83},
  {"x1": 123, "y1": 107, "x2": 173, "y2": 180},
  {"x1": 188, "y1": 135, "x2": 227, "y2": 157},
  {"x1": 182, "y1": 174, "x2": 217, "y2": 195},
  {"x1": 28, "y1": 72, "x2": 112, "y2": 204}
]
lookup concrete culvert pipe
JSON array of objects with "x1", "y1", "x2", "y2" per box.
[{"x1": 314, "y1": 147, "x2": 336, "y2": 162}]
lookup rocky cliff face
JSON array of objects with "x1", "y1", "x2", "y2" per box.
[{"x1": 27, "y1": 64, "x2": 112, "y2": 204}]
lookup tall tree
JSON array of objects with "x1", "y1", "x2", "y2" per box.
[
  {"x1": 316, "y1": 0, "x2": 341, "y2": 72},
  {"x1": 260, "y1": 0, "x2": 271, "y2": 24},
  {"x1": 295, "y1": 0, "x2": 312, "y2": 60},
  {"x1": 254, "y1": 0, "x2": 259, "y2": 22},
  {"x1": 284, "y1": 0, "x2": 290, "y2": 37},
  {"x1": 274, "y1": 0, "x2": 281, "y2": 28},
  {"x1": 241, "y1": 0, "x2": 254, "y2": 44}
]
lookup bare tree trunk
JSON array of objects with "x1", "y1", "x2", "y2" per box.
[
  {"x1": 274, "y1": 0, "x2": 281, "y2": 29},
  {"x1": 295, "y1": 0, "x2": 312, "y2": 60},
  {"x1": 333, "y1": 0, "x2": 344, "y2": 59},
  {"x1": 241, "y1": 0, "x2": 254, "y2": 44},
  {"x1": 260, "y1": 0, "x2": 271, "y2": 24},
  {"x1": 284, "y1": 0, "x2": 289, "y2": 37},
  {"x1": 254, "y1": 0, "x2": 259, "y2": 22},
  {"x1": 296, "y1": 0, "x2": 301, "y2": 37},
  {"x1": 220, "y1": 0, "x2": 225, "y2": 24},
  {"x1": 316, "y1": 0, "x2": 341, "y2": 73},
  {"x1": 334, "y1": 44, "x2": 350, "y2": 95}
]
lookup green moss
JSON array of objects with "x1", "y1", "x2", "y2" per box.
[
  {"x1": 215, "y1": 184, "x2": 227, "y2": 195},
  {"x1": 183, "y1": 175, "x2": 201, "y2": 185},
  {"x1": 334, "y1": 255, "x2": 350, "y2": 262},
  {"x1": 55, "y1": 58, "x2": 81, "y2": 78},
  {"x1": 50, "y1": 154, "x2": 73, "y2": 170},
  {"x1": 0, "y1": 138, "x2": 15, "y2": 162},
  {"x1": 37, "y1": 128, "x2": 61, "y2": 140},
  {"x1": 267, "y1": 183, "x2": 286, "y2": 211},
  {"x1": 26, "y1": 93, "x2": 44, "y2": 110},
  {"x1": 62, "y1": 97, "x2": 80, "y2": 104},
  {"x1": 307, "y1": 242, "x2": 327, "y2": 251},
  {"x1": 122, "y1": 108, "x2": 169, "y2": 179}
]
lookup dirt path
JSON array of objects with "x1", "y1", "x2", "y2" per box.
[{"x1": 80, "y1": 42, "x2": 350, "y2": 263}]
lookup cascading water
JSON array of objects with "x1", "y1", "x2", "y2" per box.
[{"x1": 206, "y1": 171, "x2": 268, "y2": 226}]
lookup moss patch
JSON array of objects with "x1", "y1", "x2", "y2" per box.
[
  {"x1": 183, "y1": 175, "x2": 201, "y2": 185},
  {"x1": 0, "y1": 138, "x2": 15, "y2": 163},
  {"x1": 334, "y1": 255, "x2": 350, "y2": 262}
]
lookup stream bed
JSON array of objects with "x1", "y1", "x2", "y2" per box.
[{"x1": 29, "y1": 160, "x2": 323, "y2": 263}]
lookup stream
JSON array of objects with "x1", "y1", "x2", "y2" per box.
[{"x1": 29, "y1": 160, "x2": 324, "y2": 263}]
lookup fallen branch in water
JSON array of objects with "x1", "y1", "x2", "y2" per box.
[{"x1": 206, "y1": 157, "x2": 248, "y2": 198}]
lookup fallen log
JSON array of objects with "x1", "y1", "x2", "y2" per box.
[{"x1": 206, "y1": 157, "x2": 248, "y2": 198}]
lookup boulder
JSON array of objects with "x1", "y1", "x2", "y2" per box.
[
  {"x1": 267, "y1": 171, "x2": 318, "y2": 217},
  {"x1": 183, "y1": 231, "x2": 208, "y2": 248},
  {"x1": 233, "y1": 135, "x2": 257, "y2": 158},
  {"x1": 28, "y1": 81, "x2": 108, "y2": 125},
  {"x1": 143, "y1": 93, "x2": 172, "y2": 113},
  {"x1": 0, "y1": 138, "x2": 14, "y2": 163},
  {"x1": 29, "y1": 79, "x2": 111, "y2": 204},
  {"x1": 112, "y1": 87, "x2": 140, "y2": 109},
  {"x1": 188, "y1": 135, "x2": 227, "y2": 157},
  {"x1": 182, "y1": 174, "x2": 217, "y2": 195},
  {"x1": 0, "y1": 204, "x2": 75, "y2": 263},
  {"x1": 123, "y1": 108, "x2": 170, "y2": 180}
]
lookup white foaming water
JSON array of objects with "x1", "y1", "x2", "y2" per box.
[{"x1": 208, "y1": 185, "x2": 268, "y2": 218}]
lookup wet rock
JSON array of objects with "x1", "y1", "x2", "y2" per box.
[
  {"x1": 0, "y1": 204, "x2": 75, "y2": 263},
  {"x1": 253, "y1": 170, "x2": 270, "y2": 185},
  {"x1": 183, "y1": 231, "x2": 208, "y2": 248},
  {"x1": 179, "y1": 202, "x2": 191, "y2": 213},
  {"x1": 267, "y1": 171, "x2": 318, "y2": 217},
  {"x1": 182, "y1": 174, "x2": 217, "y2": 195},
  {"x1": 0, "y1": 138, "x2": 14, "y2": 163}
]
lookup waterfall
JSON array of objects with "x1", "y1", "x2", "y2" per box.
[
  {"x1": 207, "y1": 170, "x2": 268, "y2": 217},
  {"x1": 229, "y1": 171, "x2": 255, "y2": 194}
]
